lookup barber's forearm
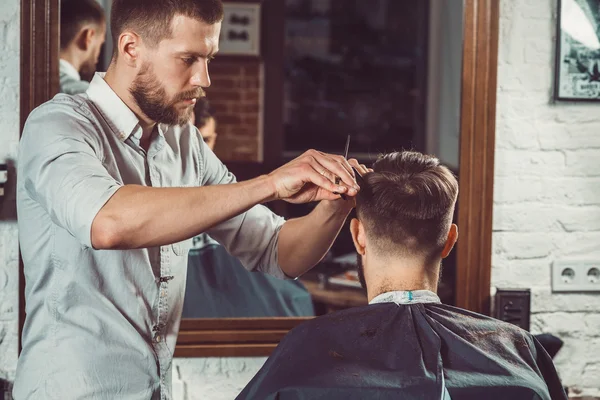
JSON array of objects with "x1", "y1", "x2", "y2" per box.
[
  {"x1": 277, "y1": 200, "x2": 352, "y2": 278},
  {"x1": 91, "y1": 176, "x2": 275, "y2": 249}
]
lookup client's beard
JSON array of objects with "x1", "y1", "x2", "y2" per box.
[{"x1": 79, "y1": 59, "x2": 96, "y2": 82}]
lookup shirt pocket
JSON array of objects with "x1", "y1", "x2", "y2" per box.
[{"x1": 171, "y1": 238, "x2": 194, "y2": 257}]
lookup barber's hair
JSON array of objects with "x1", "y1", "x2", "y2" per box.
[
  {"x1": 356, "y1": 151, "x2": 458, "y2": 259},
  {"x1": 60, "y1": 0, "x2": 106, "y2": 51},
  {"x1": 194, "y1": 97, "x2": 214, "y2": 129},
  {"x1": 110, "y1": 0, "x2": 224, "y2": 54}
]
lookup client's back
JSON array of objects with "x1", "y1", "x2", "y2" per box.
[{"x1": 237, "y1": 151, "x2": 566, "y2": 400}]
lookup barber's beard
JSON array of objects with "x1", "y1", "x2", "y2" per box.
[
  {"x1": 356, "y1": 253, "x2": 367, "y2": 292},
  {"x1": 130, "y1": 62, "x2": 204, "y2": 126},
  {"x1": 80, "y1": 58, "x2": 96, "y2": 82}
]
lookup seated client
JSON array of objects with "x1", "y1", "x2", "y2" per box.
[{"x1": 237, "y1": 151, "x2": 566, "y2": 400}]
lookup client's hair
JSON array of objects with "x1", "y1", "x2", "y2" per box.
[
  {"x1": 355, "y1": 151, "x2": 458, "y2": 260},
  {"x1": 194, "y1": 97, "x2": 214, "y2": 129}
]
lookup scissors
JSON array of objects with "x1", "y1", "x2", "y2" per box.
[{"x1": 334, "y1": 135, "x2": 366, "y2": 199}]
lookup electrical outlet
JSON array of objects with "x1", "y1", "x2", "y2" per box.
[
  {"x1": 0, "y1": 164, "x2": 7, "y2": 184},
  {"x1": 552, "y1": 260, "x2": 600, "y2": 292},
  {"x1": 0, "y1": 164, "x2": 7, "y2": 198}
]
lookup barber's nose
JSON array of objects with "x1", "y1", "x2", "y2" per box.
[{"x1": 191, "y1": 62, "x2": 211, "y2": 88}]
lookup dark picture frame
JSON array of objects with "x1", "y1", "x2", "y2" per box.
[
  {"x1": 219, "y1": 1, "x2": 262, "y2": 57},
  {"x1": 555, "y1": 0, "x2": 600, "y2": 101}
]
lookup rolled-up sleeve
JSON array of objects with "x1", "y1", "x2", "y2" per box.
[
  {"x1": 19, "y1": 102, "x2": 122, "y2": 248},
  {"x1": 199, "y1": 142, "x2": 288, "y2": 279}
]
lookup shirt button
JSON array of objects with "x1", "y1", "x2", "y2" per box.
[
  {"x1": 161, "y1": 290, "x2": 166, "y2": 297},
  {"x1": 155, "y1": 335, "x2": 162, "y2": 343}
]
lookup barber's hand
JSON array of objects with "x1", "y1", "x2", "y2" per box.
[
  {"x1": 325, "y1": 158, "x2": 372, "y2": 211},
  {"x1": 267, "y1": 150, "x2": 359, "y2": 204},
  {"x1": 349, "y1": 158, "x2": 372, "y2": 178}
]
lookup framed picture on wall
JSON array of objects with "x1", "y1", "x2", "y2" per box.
[
  {"x1": 555, "y1": 0, "x2": 600, "y2": 100},
  {"x1": 218, "y1": 2, "x2": 261, "y2": 56}
]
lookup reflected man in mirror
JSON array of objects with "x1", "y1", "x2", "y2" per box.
[
  {"x1": 15, "y1": 0, "x2": 363, "y2": 398},
  {"x1": 59, "y1": 0, "x2": 106, "y2": 94},
  {"x1": 238, "y1": 151, "x2": 566, "y2": 400},
  {"x1": 191, "y1": 96, "x2": 218, "y2": 151}
]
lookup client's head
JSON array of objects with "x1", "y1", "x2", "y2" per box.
[
  {"x1": 191, "y1": 97, "x2": 218, "y2": 151},
  {"x1": 350, "y1": 151, "x2": 459, "y2": 301}
]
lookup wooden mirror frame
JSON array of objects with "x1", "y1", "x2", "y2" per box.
[{"x1": 19, "y1": 0, "x2": 498, "y2": 357}]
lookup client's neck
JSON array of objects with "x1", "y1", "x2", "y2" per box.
[{"x1": 364, "y1": 254, "x2": 440, "y2": 303}]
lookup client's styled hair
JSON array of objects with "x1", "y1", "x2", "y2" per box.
[{"x1": 355, "y1": 151, "x2": 458, "y2": 260}]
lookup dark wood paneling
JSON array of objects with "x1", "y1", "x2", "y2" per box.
[
  {"x1": 174, "y1": 344, "x2": 277, "y2": 357},
  {"x1": 455, "y1": 0, "x2": 499, "y2": 315},
  {"x1": 175, "y1": 318, "x2": 308, "y2": 357},
  {"x1": 260, "y1": 0, "x2": 284, "y2": 164},
  {"x1": 20, "y1": 0, "x2": 60, "y2": 131}
]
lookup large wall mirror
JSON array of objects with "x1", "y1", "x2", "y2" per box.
[{"x1": 20, "y1": 0, "x2": 498, "y2": 357}]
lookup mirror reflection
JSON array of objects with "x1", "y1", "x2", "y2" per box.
[
  {"x1": 180, "y1": 0, "x2": 464, "y2": 319},
  {"x1": 52, "y1": 0, "x2": 463, "y2": 320}
]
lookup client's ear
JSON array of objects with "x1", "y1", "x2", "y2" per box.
[
  {"x1": 350, "y1": 218, "x2": 367, "y2": 256},
  {"x1": 441, "y1": 224, "x2": 458, "y2": 259}
]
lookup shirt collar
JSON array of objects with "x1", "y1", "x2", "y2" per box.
[
  {"x1": 369, "y1": 290, "x2": 441, "y2": 305},
  {"x1": 59, "y1": 59, "x2": 81, "y2": 81},
  {"x1": 86, "y1": 72, "x2": 142, "y2": 142}
]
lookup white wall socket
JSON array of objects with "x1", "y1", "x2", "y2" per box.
[
  {"x1": 0, "y1": 165, "x2": 7, "y2": 197},
  {"x1": 552, "y1": 260, "x2": 600, "y2": 292}
]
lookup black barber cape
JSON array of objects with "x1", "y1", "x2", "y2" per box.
[{"x1": 237, "y1": 292, "x2": 566, "y2": 400}]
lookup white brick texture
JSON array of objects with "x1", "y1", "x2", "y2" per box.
[
  {"x1": 0, "y1": 0, "x2": 20, "y2": 392},
  {"x1": 494, "y1": 0, "x2": 600, "y2": 397}
]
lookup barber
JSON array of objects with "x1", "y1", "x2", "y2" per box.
[{"x1": 13, "y1": 0, "x2": 361, "y2": 398}]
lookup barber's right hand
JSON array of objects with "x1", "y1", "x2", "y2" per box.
[{"x1": 267, "y1": 150, "x2": 359, "y2": 204}]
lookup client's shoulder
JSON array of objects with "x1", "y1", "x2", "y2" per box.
[
  {"x1": 429, "y1": 303, "x2": 535, "y2": 343},
  {"x1": 282, "y1": 303, "x2": 397, "y2": 343}
]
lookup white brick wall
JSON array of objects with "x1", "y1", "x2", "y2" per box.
[
  {"x1": 494, "y1": 0, "x2": 600, "y2": 397},
  {"x1": 173, "y1": 358, "x2": 266, "y2": 400},
  {"x1": 0, "y1": 0, "x2": 20, "y2": 392}
]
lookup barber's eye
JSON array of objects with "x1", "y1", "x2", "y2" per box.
[{"x1": 183, "y1": 58, "x2": 195, "y2": 65}]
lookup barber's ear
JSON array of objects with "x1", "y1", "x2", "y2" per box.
[
  {"x1": 350, "y1": 218, "x2": 366, "y2": 256},
  {"x1": 117, "y1": 30, "x2": 141, "y2": 67},
  {"x1": 441, "y1": 224, "x2": 458, "y2": 259}
]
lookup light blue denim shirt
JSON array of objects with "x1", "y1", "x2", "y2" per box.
[{"x1": 14, "y1": 73, "x2": 286, "y2": 399}]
